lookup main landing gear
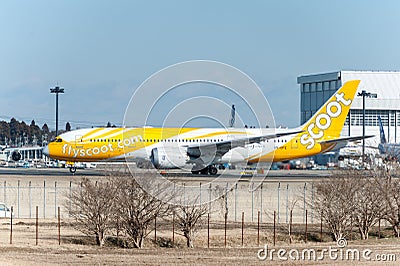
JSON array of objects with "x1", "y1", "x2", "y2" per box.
[
  {"x1": 191, "y1": 165, "x2": 218, "y2": 176},
  {"x1": 69, "y1": 166, "x2": 77, "y2": 174}
]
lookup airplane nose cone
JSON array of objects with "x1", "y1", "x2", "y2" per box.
[{"x1": 42, "y1": 146, "x2": 49, "y2": 157}]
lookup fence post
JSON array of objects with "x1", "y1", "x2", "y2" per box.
[
  {"x1": 277, "y1": 183, "x2": 280, "y2": 224},
  {"x1": 69, "y1": 181, "x2": 72, "y2": 216},
  {"x1": 199, "y1": 182, "x2": 202, "y2": 206},
  {"x1": 305, "y1": 209, "x2": 308, "y2": 243},
  {"x1": 311, "y1": 183, "x2": 314, "y2": 224},
  {"x1": 320, "y1": 211, "x2": 323, "y2": 242},
  {"x1": 43, "y1": 180, "x2": 46, "y2": 219},
  {"x1": 251, "y1": 182, "x2": 254, "y2": 222},
  {"x1": 36, "y1": 206, "x2": 38, "y2": 245},
  {"x1": 241, "y1": 212, "x2": 244, "y2": 246},
  {"x1": 55, "y1": 181, "x2": 57, "y2": 218},
  {"x1": 224, "y1": 211, "x2": 227, "y2": 247},
  {"x1": 29, "y1": 181, "x2": 32, "y2": 218},
  {"x1": 257, "y1": 211, "x2": 260, "y2": 246},
  {"x1": 17, "y1": 180, "x2": 20, "y2": 218},
  {"x1": 10, "y1": 206, "x2": 13, "y2": 244},
  {"x1": 183, "y1": 183, "x2": 186, "y2": 204},
  {"x1": 225, "y1": 182, "x2": 228, "y2": 222},
  {"x1": 116, "y1": 216, "x2": 119, "y2": 245},
  {"x1": 209, "y1": 184, "x2": 212, "y2": 215},
  {"x1": 260, "y1": 184, "x2": 263, "y2": 223},
  {"x1": 289, "y1": 209, "x2": 292, "y2": 244},
  {"x1": 172, "y1": 211, "x2": 175, "y2": 245},
  {"x1": 286, "y1": 184, "x2": 289, "y2": 224},
  {"x1": 350, "y1": 216, "x2": 353, "y2": 241},
  {"x1": 207, "y1": 213, "x2": 210, "y2": 248},
  {"x1": 3, "y1": 181, "x2": 6, "y2": 204},
  {"x1": 58, "y1": 206, "x2": 61, "y2": 245},
  {"x1": 235, "y1": 183, "x2": 237, "y2": 222},
  {"x1": 303, "y1": 183, "x2": 306, "y2": 224},
  {"x1": 273, "y1": 210, "x2": 276, "y2": 246},
  {"x1": 154, "y1": 215, "x2": 157, "y2": 243}
]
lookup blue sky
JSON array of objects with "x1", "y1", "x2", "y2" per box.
[{"x1": 1, "y1": 0, "x2": 400, "y2": 129}]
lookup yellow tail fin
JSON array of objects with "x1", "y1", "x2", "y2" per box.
[{"x1": 299, "y1": 80, "x2": 360, "y2": 150}]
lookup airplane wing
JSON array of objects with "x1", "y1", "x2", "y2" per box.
[
  {"x1": 185, "y1": 129, "x2": 303, "y2": 159},
  {"x1": 318, "y1": 135, "x2": 375, "y2": 150}
]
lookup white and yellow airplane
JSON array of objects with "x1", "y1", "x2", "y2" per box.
[{"x1": 44, "y1": 80, "x2": 366, "y2": 174}]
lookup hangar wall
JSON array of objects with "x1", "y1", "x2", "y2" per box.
[{"x1": 297, "y1": 71, "x2": 400, "y2": 147}]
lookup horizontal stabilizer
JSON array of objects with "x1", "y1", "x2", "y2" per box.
[{"x1": 319, "y1": 135, "x2": 374, "y2": 145}]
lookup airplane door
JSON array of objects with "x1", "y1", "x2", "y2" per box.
[
  {"x1": 291, "y1": 138, "x2": 299, "y2": 149},
  {"x1": 75, "y1": 135, "x2": 83, "y2": 149}
]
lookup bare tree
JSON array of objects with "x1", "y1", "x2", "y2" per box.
[
  {"x1": 374, "y1": 165, "x2": 400, "y2": 237},
  {"x1": 65, "y1": 178, "x2": 116, "y2": 246},
  {"x1": 114, "y1": 175, "x2": 172, "y2": 248},
  {"x1": 351, "y1": 173, "x2": 383, "y2": 240},
  {"x1": 174, "y1": 199, "x2": 208, "y2": 248},
  {"x1": 313, "y1": 175, "x2": 357, "y2": 241}
]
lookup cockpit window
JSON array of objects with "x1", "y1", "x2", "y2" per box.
[{"x1": 51, "y1": 138, "x2": 63, "y2": 143}]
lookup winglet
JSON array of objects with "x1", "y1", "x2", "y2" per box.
[
  {"x1": 378, "y1": 116, "x2": 387, "y2": 144},
  {"x1": 299, "y1": 80, "x2": 360, "y2": 150}
]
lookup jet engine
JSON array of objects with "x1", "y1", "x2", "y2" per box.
[
  {"x1": 11, "y1": 150, "x2": 22, "y2": 161},
  {"x1": 150, "y1": 147, "x2": 189, "y2": 169}
]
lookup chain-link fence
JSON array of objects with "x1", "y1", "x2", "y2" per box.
[{"x1": 0, "y1": 179, "x2": 319, "y2": 223}]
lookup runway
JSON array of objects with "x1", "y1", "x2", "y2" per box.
[
  {"x1": 0, "y1": 166, "x2": 333, "y2": 181},
  {"x1": 0, "y1": 167, "x2": 104, "y2": 177}
]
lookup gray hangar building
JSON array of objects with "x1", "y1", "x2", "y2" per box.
[{"x1": 297, "y1": 70, "x2": 400, "y2": 162}]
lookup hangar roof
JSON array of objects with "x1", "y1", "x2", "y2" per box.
[{"x1": 298, "y1": 70, "x2": 400, "y2": 110}]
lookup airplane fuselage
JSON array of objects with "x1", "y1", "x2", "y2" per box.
[{"x1": 46, "y1": 127, "x2": 333, "y2": 164}]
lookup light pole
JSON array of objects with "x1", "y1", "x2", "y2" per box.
[
  {"x1": 50, "y1": 86, "x2": 64, "y2": 137},
  {"x1": 357, "y1": 90, "x2": 377, "y2": 164}
]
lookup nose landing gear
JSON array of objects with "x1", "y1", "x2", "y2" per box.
[{"x1": 69, "y1": 166, "x2": 77, "y2": 174}]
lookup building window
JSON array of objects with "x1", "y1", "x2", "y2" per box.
[
  {"x1": 310, "y1": 83, "x2": 316, "y2": 92},
  {"x1": 304, "y1": 83, "x2": 310, "y2": 92},
  {"x1": 330, "y1": 80, "x2": 336, "y2": 90},
  {"x1": 323, "y1": 81, "x2": 330, "y2": 91},
  {"x1": 350, "y1": 110, "x2": 389, "y2": 126},
  {"x1": 317, "y1": 82, "x2": 323, "y2": 92}
]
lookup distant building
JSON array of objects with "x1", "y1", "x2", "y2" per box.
[
  {"x1": 2, "y1": 146, "x2": 47, "y2": 162},
  {"x1": 297, "y1": 70, "x2": 400, "y2": 162}
]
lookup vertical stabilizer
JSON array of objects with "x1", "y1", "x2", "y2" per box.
[{"x1": 378, "y1": 116, "x2": 387, "y2": 144}]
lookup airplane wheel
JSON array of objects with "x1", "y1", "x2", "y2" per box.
[
  {"x1": 69, "y1": 167, "x2": 77, "y2": 174},
  {"x1": 208, "y1": 166, "x2": 218, "y2": 175},
  {"x1": 200, "y1": 168, "x2": 209, "y2": 175},
  {"x1": 191, "y1": 170, "x2": 200, "y2": 175}
]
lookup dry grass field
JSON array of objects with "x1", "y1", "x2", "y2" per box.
[
  {"x1": 0, "y1": 218, "x2": 399, "y2": 265},
  {"x1": 0, "y1": 169, "x2": 399, "y2": 265}
]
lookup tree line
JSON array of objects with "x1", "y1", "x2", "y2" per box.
[
  {"x1": 0, "y1": 118, "x2": 56, "y2": 146},
  {"x1": 0, "y1": 118, "x2": 116, "y2": 147}
]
